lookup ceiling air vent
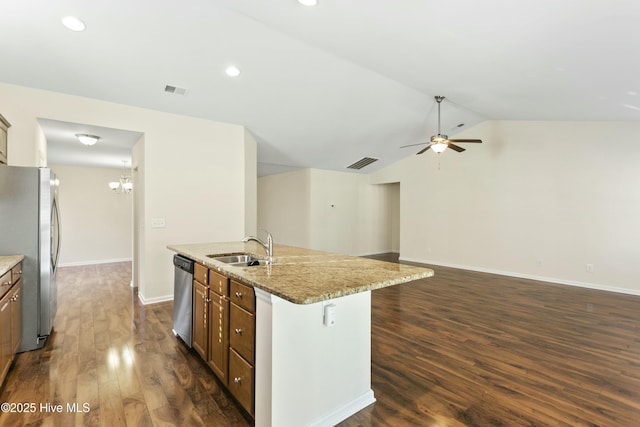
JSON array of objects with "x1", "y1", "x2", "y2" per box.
[
  {"x1": 164, "y1": 85, "x2": 189, "y2": 96},
  {"x1": 347, "y1": 157, "x2": 378, "y2": 170}
]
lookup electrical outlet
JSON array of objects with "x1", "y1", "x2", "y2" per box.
[{"x1": 586, "y1": 263, "x2": 594, "y2": 273}]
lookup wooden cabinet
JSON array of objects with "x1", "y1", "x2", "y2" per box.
[
  {"x1": 191, "y1": 263, "x2": 256, "y2": 417},
  {"x1": 9, "y1": 281, "x2": 21, "y2": 354},
  {"x1": 0, "y1": 293, "x2": 11, "y2": 384},
  {"x1": 0, "y1": 261, "x2": 22, "y2": 386},
  {"x1": 0, "y1": 113, "x2": 10, "y2": 165},
  {"x1": 228, "y1": 280, "x2": 256, "y2": 415},
  {"x1": 207, "y1": 270, "x2": 229, "y2": 384},
  {"x1": 192, "y1": 280, "x2": 208, "y2": 359}
]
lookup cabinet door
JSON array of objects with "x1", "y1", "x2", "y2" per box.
[
  {"x1": 0, "y1": 295, "x2": 11, "y2": 385},
  {"x1": 207, "y1": 291, "x2": 229, "y2": 384},
  {"x1": 192, "y1": 280, "x2": 208, "y2": 359},
  {"x1": 9, "y1": 280, "x2": 21, "y2": 354},
  {"x1": 0, "y1": 127, "x2": 7, "y2": 165}
]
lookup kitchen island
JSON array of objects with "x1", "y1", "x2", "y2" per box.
[{"x1": 168, "y1": 242, "x2": 434, "y2": 427}]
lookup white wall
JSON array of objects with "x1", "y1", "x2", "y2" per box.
[
  {"x1": 371, "y1": 120, "x2": 640, "y2": 294},
  {"x1": 257, "y1": 120, "x2": 639, "y2": 294},
  {"x1": 257, "y1": 168, "x2": 396, "y2": 256},
  {"x1": 257, "y1": 169, "x2": 311, "y2": 248},
  {"x1": 1, "y1": 82, "x2": 257, "y2": 303},
  {"x1": 51, "y1": 164, "x2": 132, "y2": 266}
]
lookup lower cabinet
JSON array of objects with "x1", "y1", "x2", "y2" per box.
[
  {"x1": 9, "y1": 281, "x2": 21, "y2": 355},
  {"x1": 0, "y1": 261, "x2": 22, "y2": 387},
  {"x1": 192, "y1": 280, "x2": 208, "y2": 359},
  {"x1": 191, "y1": 263, "x2": 255, "y2": 417},
  {"x1": 0, "y1": 293, "x2": 12, "y2": 384},
  {"x1": 229, "y1": 347, "x2": 254, "y2": 413},
  {"x1": 207, "y1": 289, "x2": 229, "y2": 383}
]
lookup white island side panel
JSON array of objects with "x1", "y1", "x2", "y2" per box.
[{"x1": 255, "y1": 288, "x2": 375, "y2": 427}]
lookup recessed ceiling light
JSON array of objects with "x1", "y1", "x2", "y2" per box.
[
  {"x1": 225, "y1": 66, "x2": 241, "y2": 77},
  {"x1": 297, "y1": 0, "x2": 318, "y2": 6},
  {"x1": 61, "y1": 16, "x2": 86, "y2": 32}
]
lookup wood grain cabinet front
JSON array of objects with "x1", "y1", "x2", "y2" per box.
[
  {"x1": 192, "y1": 280, "x2": 209, "y2": 360},
  {"x1": 190, "y1": 263, "x2": 256, "y2": 417},
  {"x1": 228, "y1": 280, "x2": 256, "y2": 415},
  {"x1": 0, "y1": 261, "x2": 22, "y2": 386},
  {"x1": 207, "y1": 289, "x2": 229, "y2": 384},
  {"x1": 229, "y1": 303, "x2": 255, "y2": 364},
  {"x1": 0, "y1": 113, "x2": 10, "y2": 165},
  {"x1": 9, "y1": 280, "x2": 21, "y2": 355},
  {"x1": 228, "y1": 347, "x2": 254, "y2": 415}
]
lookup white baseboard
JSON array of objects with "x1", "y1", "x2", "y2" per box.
[
  {"x1": 308, "y1": 390, "x2": 376, "y2": 427},
  {"x1": 58, "y1": 258, "x2": 132, "y2": 267},
  {"x1": 399, "y1": 256, "x2": 640, "y2": 297},
  {"x1": 137, "y1": 292, "x2": 173, "y2": 306}
]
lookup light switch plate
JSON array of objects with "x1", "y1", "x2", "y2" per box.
[{"x1": 151, "y1": 218, "x2": 165, "y2": 228}]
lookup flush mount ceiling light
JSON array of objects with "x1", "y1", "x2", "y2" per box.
[
  {"x1": 225, "y1": 66, "x2": 241, "y2": 77},
  {"x1": 61, "y1": 16, "x2": 86, "y2": 32},
  {"x1": 297, "y1": 0, "x2": 318, "y2": 6},
  {"x1": 76, "y1": 133, "x2": 100, "y2": 146}
]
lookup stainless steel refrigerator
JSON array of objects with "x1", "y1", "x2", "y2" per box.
[{"x1": 0, "y1": 166, "x2": 60, "y2": 352}]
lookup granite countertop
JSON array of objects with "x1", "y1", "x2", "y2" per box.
[
  {"x1": 168, "y1": 242, "x2": 434, "y2": 304},
  {"x1": 0, "y1": 255, "x2": 24, "y2": 277}
]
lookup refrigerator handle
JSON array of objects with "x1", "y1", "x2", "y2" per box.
[{"x1": 52, "y1": 197, "x2": 61, "y2": 275}]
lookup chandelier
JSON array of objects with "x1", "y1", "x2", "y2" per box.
[{"x1": 109, "y1": 161, "x2": 133, "y2": 194}]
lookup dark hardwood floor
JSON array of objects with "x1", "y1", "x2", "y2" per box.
[{"x1": 1, "y1": 257, "x2": 640, "y2": 426}]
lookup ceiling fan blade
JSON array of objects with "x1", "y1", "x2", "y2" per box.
[
  {"x1": 400, "y1": 142, "x2": 429, "y2": 148},
  {"x1": 416, "y1": 144, "x2": 433, "y2": 155},
  {"x1": 447, "y1": 143, "x2": 466, "y2": 152},
  {"x1": 448, "y1": 138, "x2": 482, "y2": 143}
]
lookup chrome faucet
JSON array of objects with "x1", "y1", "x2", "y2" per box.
[{"x1": 243, "y1": 230, "x2": 273, "y2": 258}]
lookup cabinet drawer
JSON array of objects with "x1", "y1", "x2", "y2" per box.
[
  {"x1": 208, "y1": 270, "x2": 229, "y2": 297},
  {"x1": 230, "y1": 303, "x2": 255, "y2": 363},
  {"x1": 230, "y1": 280, "x2": 255, "y2": 313},
  {"x1": 11, "y1": 263, "x2": 22, "y2": 285},
  {"x1": 194, "y1": 263, "x2": 208, "y2": 285},
  {"x1": 0, "y1": 271, "x2": 11, "y2": 299},
  {"x1": 229, "y1": 348, "x2": 254, "y2": 415}
]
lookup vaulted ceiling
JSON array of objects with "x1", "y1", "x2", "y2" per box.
[{"x1": 2, "y1": 0, "x2": 639, "y2": 174}]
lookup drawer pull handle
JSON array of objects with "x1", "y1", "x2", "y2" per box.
[
  {"x1": 235, "y1": 291, "x2": 242, "y2": 298},
  {"x1": 235, "y1": 328, "x2": 242, "y2": 334},
  {"x1": 234, "y1": 377, "x2": 242, "y2": 384}
]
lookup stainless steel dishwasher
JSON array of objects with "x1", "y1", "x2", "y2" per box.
[{"x1": 173, "y1": 254, "x2": 194, "y2": 347}]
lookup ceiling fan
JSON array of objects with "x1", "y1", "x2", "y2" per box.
[{"x1": 403, "y1": 96, "x2": 482, "y2": 154}]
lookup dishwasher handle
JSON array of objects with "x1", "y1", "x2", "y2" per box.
[{"x1": 173, "y1": 254, "x2": 194, "y2": 274}]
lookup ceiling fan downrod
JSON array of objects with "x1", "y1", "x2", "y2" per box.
[{"x1": 435, "y1": 95, "x2": 445, "y2": 136}]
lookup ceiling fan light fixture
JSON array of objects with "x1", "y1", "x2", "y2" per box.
[
  {"x1": 76, "y1": 133, "x2": 100, "y2": 146},
  {"x1": 431, "y1": 142, "x2": 448, "y2": 153},
  {"x1": 431, "y1": 134, "x2": 448, "y2": 143}
]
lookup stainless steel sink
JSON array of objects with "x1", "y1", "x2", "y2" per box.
[{"x1": 207, "y1": 253, "x2": 274, "y2": 267}]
